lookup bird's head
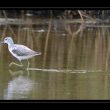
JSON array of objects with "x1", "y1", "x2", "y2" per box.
[{"x1": 0, "y1": 37, "x2": 14, "y2": 45}]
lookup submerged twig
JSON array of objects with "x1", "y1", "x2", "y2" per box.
[{"x1": 43, "y1": 18, "x2": 52, "y2": 67}]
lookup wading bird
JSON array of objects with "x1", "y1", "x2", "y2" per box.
[{"x1": 0, "y1": 37, "x2": 41, "y2": 68}]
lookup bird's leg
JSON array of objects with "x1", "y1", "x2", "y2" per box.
[
  {"x1": 27, "y1": 59, "x2": 30, "y2": 69},
  {"x1": 26, "y1": 59, "x2": 30, "y2": 76},
  {"x1": 9, "y1": 61, "x2": 23, "y2": 67}
]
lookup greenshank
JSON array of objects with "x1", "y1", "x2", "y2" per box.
[{"x1": 0, "y1": 37, "x2": 41, "y2": 68}]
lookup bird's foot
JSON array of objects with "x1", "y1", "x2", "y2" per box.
[{"x1": 9, "y1": 62, "x2": 23, "y2": 67}]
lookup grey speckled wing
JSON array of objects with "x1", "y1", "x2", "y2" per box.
[
  {"x1": 12, "y1": 49, "x2": 30, "y2": 56},
  {"x1": 11, "y1": 44, "x2": 40, "y2": 56}
]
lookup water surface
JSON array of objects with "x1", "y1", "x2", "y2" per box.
[{"x1": 0, "y1": 20, "x2": 110, "y2": 100}]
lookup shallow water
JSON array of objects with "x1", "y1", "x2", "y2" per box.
[{"x1": 0, "y1": 20, "x2": 110, "y2": 100}]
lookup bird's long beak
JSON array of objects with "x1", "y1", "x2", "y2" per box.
[{"x1": 0, "y1": 41, "x2": 4, "y2": 45}]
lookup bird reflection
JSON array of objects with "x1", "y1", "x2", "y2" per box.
[
  {"x1": 9, "y1": 69, "x2": 24, "y2": 76},
  {"x1": 9, "y1": 60, "x2": 30, "y2": 71},
  {"x1": 9, "y1": 62, "x2": 30, "y2": 76},
  {"x1": 4, "y1": 70, "x2": 38, "y2": 100}
]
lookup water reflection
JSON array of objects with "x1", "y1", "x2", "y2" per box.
[
  {"x1": 4, "y1": 70, "x2": 40, "y2": 100},
  {"x1": 1, "y1": 18, "x2": 110, "y2": 99}
]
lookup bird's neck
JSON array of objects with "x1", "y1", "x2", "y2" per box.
[{"x1": 7, "y1": 42, "x2": 14, "y2": 47}]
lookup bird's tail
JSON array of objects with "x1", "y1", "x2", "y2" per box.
[{"x1": 36, "y1": 52, "x2": 42, "y2": 55}]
